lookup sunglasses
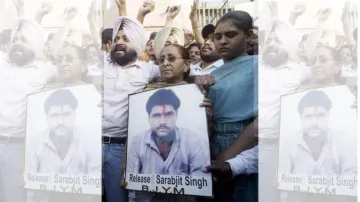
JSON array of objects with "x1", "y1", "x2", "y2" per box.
[
  {"x1": 158, "y1": 55, "x2": 184, "y2": 64},
  {"x1": 56, "y1": 55, "x2": 81, "y2": 64}
]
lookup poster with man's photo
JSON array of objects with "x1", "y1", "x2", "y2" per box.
[
  {"x1": 277, "y1": 86, "x2": 357, "y2": 196},
  {"x1": 125, "y1": 84, "x2": 212, "y2": 197},
  {"x1": 23, "y1": 85, "x2": 102, "y2": 195}
]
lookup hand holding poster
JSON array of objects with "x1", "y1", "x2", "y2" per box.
[
  {"x1": 23, "y1": 85, "x2": 102, "y2": 197},
  {"x1": 277, "y1": 86, "x2": 357, "y2": 197},
  {"x1": 125, "y1": 84, "x2": 212, "y2": 197}
]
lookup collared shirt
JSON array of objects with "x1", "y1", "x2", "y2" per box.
[
  {"x1": 27, "y1": 130, "x2": 101, "y2": 175},
  {"x1": 126, "y1": 128, "x2": 210, "y2": 176},
  {"x1": 259, "y1": 60, "x2": 311, "y2": 138},
  {"x1": 189, "y1": 59, "x2": 224, "y2": 76},
  {"x1": 285, "y1": 133, "x2": 356, "y2": 176},
  {"x1": 226, "y1": 145, "x2": 258, "y2": 176},
  {"x1": 340, "y1": 64, "x2": 357, "y2": 78},
  {"x1": 102, "y1": 55, "x2": 161, "y2": 138},
  {"x1": 0, "y1": 52, "x2": 57, "y2": 138}
]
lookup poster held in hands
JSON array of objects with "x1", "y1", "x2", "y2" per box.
[
  {"x1": 276, "y1": 86, "x2": 357, "y2": 196},
  {"x1": 125, "y1": 84, "x2": 212, "y2": 197},
  {"x1": 23, "y1": 85, "x2": 102, "y2": 195}
]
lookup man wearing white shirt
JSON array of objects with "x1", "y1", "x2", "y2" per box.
[
  {"x1": 102, "y1": 16, "x2": 161, "y2": 202},
  {"x1": 189, "y1": 24, "x2": 224, "y2": 76},
  {"x1": 258, "y1": 20, "x2": 310, "y2": 202},
  {"x1": 0, "y1": 19, "x2": 56, "y2": 202}
]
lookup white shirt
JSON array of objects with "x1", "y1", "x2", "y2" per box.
[
  {"x1": 226, "y1": 145, "x2": 258, "y2": 176},
  {"x1": 258, "y1": 60, "x2": 310, "y2": 138},
  {"x1": 340, "y1": 64, "x2": 357, "y2": 78},
  {"x1": 102, "y1": 56, "x2": 161, "y2": 138},
  {"x1": 0, "y1": 53, "x2": 57, "y2": 138},
  {"x1": 189, "y1": 59, "x2": 224, "y2": 76},
  {"x1": 27, "y1": 130, "x2": 101, "y2": 175},
  {"x1": 87, "y1": 62, "x2": 103, "y2": 77}
]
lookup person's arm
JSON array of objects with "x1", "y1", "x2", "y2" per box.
[
  {"x1": 34, "y1": 2, "x2": 53, "y2": 25},
  {"x1": 341, "y1": 2, "x2": 356, "y2": 47},
  {"x1": 87, "y1": 0, "x2": 101, "y2": 46},
  {"x1": 288, "y1": 2, "x2": 306, "y2": 26},
  {"x1": 217, "y1": 118, "x2": 258, "y2": 162},
  {"x1": 165, "y1": 6, "x2": 181, "y2": 27},
  {"x1": 115, "y1": 0, "x2": 127, "y2": 16},
  {"x1": 225, "y1": 145, "x2": 258, "y2": 176},
  {"x1": 267, "y1": 1, "x2": 279, "y2": 19},
  {"x1": 13, "y1": 0, "x2": 24, "y2": 18},
  {"x1": 137, "y1": 0, "x2": 155, "y2": 24},
  {"x1": 189, "y1": 0, "x2": 204, "y2": 44}
]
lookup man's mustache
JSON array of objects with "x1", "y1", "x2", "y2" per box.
[
  {"x1": 156, "y1": 125, "x2": 170, "y2": 130},
  {"x1": 113, "y1": 44, "x2": 126, "y2": 52},
  {"x1": 11, "y1": 45, "x2": 25, "y2": 52}
]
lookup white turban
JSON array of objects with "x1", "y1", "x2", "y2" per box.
[
  {"x1": 112, "y1": 17, "x2": 147, "y2": 57},
  {"x1": 11, "y1": 18, "x2": 46, "y2": 55},
  {"x1": 264, "y1": 20, "x2": 299, "y2": 58},
  {"x1": 154, "y1": 26, "x2": 184, "y2": 59}
]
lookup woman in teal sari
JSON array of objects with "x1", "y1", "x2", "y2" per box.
[{"x1": 196, "y1": 11, "x2": 258, "y2": 202}]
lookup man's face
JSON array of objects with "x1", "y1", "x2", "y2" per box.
[
  {"x1": 246, "y1": 33, "x2": 258, "y2": 55},
  {"x1": 189, "y1": 46, "x2": 201, "y2": 64},
  {"x1": 263, "y1": 31, "x2": 289, "y2": 67},
  {"x1": 110, "y1": 30, "x2": 137, "y2": 66},
  {"x1": 340, "y1": 47, "x2": 353, "y2": 64},
  {"x1": 149, "y1": 105, "x2": 177, "y2": 137},
  {"x1": 301, "y1": 106, "x2": 329, "y2": 138},
  {"x1": 9, "y1": 30, "x2": 35, "y2": 66},
  {"x1": 86, "y1": 46, "x2": 99, "y2": 64},
  {"x1": 214, "y1": 19, "x2": 247, "y2": 62},
  {"x1": 146, "y1": 39, "x2": 155, "y2": 56},
  {"x1": 47, "y1": 105, "x2": 76, "y2": 137},
  {"x1": 201, "y1": 33, "x2": 220, "y2": 63}
]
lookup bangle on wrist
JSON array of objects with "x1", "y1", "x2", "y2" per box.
[{"x1": 194, "y1": 27, "x2": 201, "y2": 31}]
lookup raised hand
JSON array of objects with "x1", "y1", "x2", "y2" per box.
[
  {"x1": 189, "y1": 0, "x2": 199, "y2": 21},
  {"x1": 317, "y1": 7, "x2": 332, "y2": 23},
  {"x1": 290, "y1": 2, "x2": 306, "y2": 18},
  {"x1": 115, "y1": 0, "x2": 126, "y2": 8},
  {"x1": 37, "y1": 2, "x2": 53, "y2": 16},
  {"x1": 63, "y1": 6, "x2": 78, "y2": 21},
  {"x1": 167, "y1": 5, "x2": 181, "y2": 20},
  {"x1": 12, "y1": 0, "x2": 24, "y2": 9},
  {"x1": 139, "y1": 0, "x2": 155, "y2": 16}
]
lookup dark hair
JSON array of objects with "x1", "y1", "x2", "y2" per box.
[
  {"x1": 300, "y1": 33, "x2": 309, "y2": 43},
  {"x1": 298, "y1": 90, "x2": 332, "y2": 115},
  {"x1": 146, "y1": 89, "x2": 181, "y2": 115},
  {"x1": 101, "y1": 28, "x2": 113, "y2": 44},
  {"x1": 66, "y1": 45, "x2": 88, "y2": 62},
  {"x1": 338, "y1": 44, "x2": 353, "y2": 54},
  {"x1": 149, "y1": 32, "x2": 157, "y2": 40},
  {"x1": 85, "y1": 43, "x2": 99, "y2": 54},
  {"x1": 162, "y1": 44, "x2": 191, "y2": 79},
  {"x1": 186, "y1": 42, "x2": 201, "y2": 52},
  {"x1": 215, "y1": 11, "x2": 253, "y2": 33},
  {"x1": 44, "y1": 89, "x2": 78, "y2": 114},
  {"x1": 317, "y1": 45, "x2": 341, "y2": 62},
  {"x1": 0, "y1": 29, "x2": 11, "y2": 44}
]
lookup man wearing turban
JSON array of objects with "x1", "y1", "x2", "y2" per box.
[
  {"x1": 0, "y1": 18, "x2": 57, "y2": 202},
  {"x1": 102, "y1": 16, "x2": 161, "y2": 202}
]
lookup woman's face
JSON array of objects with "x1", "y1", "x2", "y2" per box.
[
  {"x1": 56, "y1": 46, "x2": 85, "y2": 81},
  {"x1": 146, "y1": 40, "x2": 155, "y2": 56},
  {"x1": 158, "y1": 46, "x2": 189, "y2": 82},
  {"x1": 309, "y1": 47, "x2": 339, "y2": 83},
  {"x1": 339, "y1": 47, "x2": 353, "y2": 64}
]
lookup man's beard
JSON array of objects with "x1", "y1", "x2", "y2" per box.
[
  {"x1": 200, "y1": 52, "x2": 220, "y2": 63},
  {"x1": 9, "y1": 46, "x2": 36, "y2": 66},
  {"x1": 263, "y1": 46, "x2": 289, "y2": 67},
  {"x1": 152, "y1": 129, "x2": 176, "y2": 144},
  {"x1": 110, "y1": 44, "x2": 137, "y2": 66}
]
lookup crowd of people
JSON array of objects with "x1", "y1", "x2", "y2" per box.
[{"x1": 0, "y1": 0, "x2": 357, "y2": 202}]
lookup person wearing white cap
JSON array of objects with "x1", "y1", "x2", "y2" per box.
[
  {"x1": 0, "y1": 18, "x2": 57, "y2": 202},
  {"x1": 102, "y1": 14, "x2": 163, "y2": 202}
]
